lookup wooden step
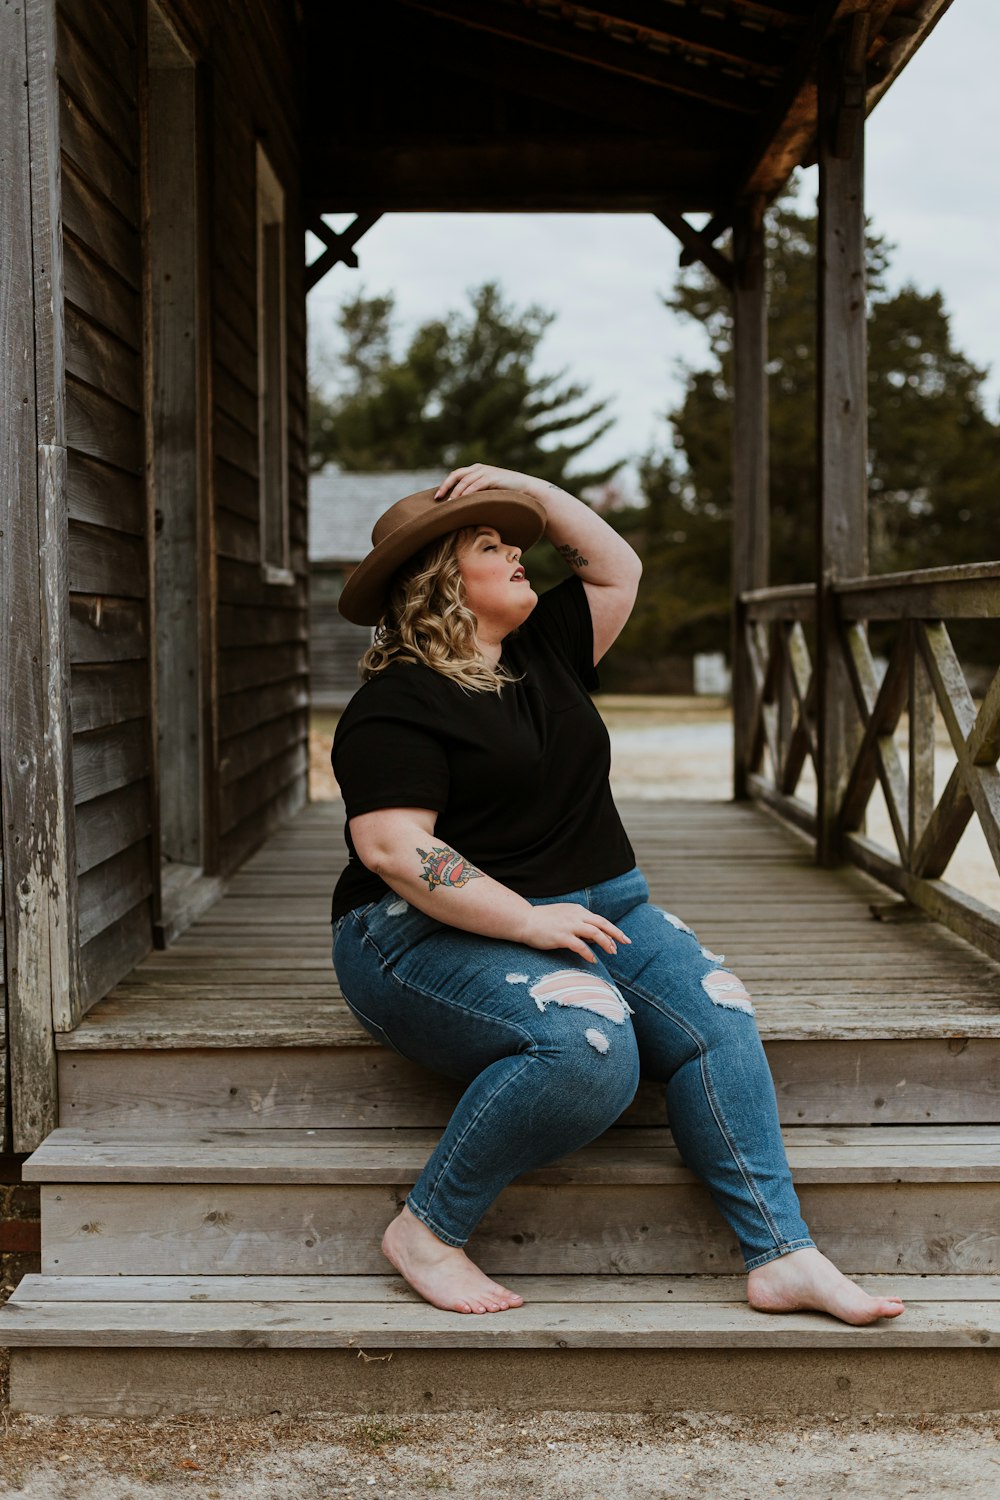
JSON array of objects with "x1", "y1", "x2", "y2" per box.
[
  {"x1": 57, "y1": 1033, "x2": 1000, "y2": 1130},
  {"x1": 4, "y1": 1273, "x2": 1000, "y2": 1417},
  {"x1": 55, "y1": 796, "x2": 1000, "y2": 1129},
  {"x1": 25, "y1": 1126, "x2": 1000, "y2": 1277}
]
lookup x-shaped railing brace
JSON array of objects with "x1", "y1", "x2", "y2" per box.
[{"x1": 306, "y1": 213, "x2": 383, "y2": 292}]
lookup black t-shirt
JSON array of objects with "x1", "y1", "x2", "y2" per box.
[{"x1": 330, "y1": 573, "x2": 636, "y2": 922}]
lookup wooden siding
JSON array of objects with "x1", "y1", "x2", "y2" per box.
[
  {"x1": 203, "y1": 0, "x2": 310, "y2": 875},
  {"x1": 58, "y1": 0, "x2": 152, "y2": 1014},
  {"x1": 56, "y1": 0, "x2": 308, "y2": 1022}
]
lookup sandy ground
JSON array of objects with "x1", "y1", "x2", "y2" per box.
[
  {"x1": 310, "y1": 696, "x2": 1000, "y2": 911},
  {"x1": 3, "y1": 1407, "x2": 1000, "y2": 1498}
]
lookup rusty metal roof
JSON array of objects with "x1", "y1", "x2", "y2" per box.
[{"x1": 303, "y1": 0, "x2": 953, "y2": 218}]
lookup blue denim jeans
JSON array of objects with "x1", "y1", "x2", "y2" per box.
[{"x1": 331, "y1": 863, "x2": 816, "y2": 1271}]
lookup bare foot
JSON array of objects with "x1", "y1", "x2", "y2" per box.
[
  {"x1": 747, "y1": 1246, "x2": 905, "y2": 1325},
  {"x1": 381, "y1": 1204, "x2": 525, "y2": 1315}
]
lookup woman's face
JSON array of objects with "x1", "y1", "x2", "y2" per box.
[{"x1": 456, "y1": 525, "x2": 537, "y2": 637}]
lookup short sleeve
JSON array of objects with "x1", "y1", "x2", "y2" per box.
[
  {"x1": 521, "y1": 574, "x2": 599, "y2": 692},
  {"x1": 333, "y1": 713, "x2": 450, "y2": 820}
]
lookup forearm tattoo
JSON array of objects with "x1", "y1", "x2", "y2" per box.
[
  {"x1": 556, "y1": 542, "x2": 589, "y2": 569},
  {"x1": 416, "y1": 845, "x2": 485, "y2": 893}
]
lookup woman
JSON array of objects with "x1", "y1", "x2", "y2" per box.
[{"x1": 331, "y1": 463, "x2": 905, "y2": 1325}]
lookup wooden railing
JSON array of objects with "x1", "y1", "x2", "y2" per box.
[{"x1": 737, "y1": 562, "x2": 1000, "y2": 962}]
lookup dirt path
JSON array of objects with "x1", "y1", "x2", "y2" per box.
[{"x1": 3, "y1": 1407, "x2": 1000, "y2": 1498}]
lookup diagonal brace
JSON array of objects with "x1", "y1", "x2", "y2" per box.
[
  {"x1": 306, "y1": 213, "x2": 383, "y2": 292},
  {"x1": 655, "y1": 209, "x2": 733, "y2": 289}
]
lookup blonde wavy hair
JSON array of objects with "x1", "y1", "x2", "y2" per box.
[{"x1": 358, "y1": 525, "x2": 526, "y2": 695}]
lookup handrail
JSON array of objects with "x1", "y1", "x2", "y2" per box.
[{"x1": 735, "y1": 564, "x2": 1000, "y2": 962}]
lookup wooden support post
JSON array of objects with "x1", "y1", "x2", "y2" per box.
[
  {"x1": 731, "y1": 200, "x2": 770, "y2": 800},
  {"x1": 0, "y1": 0, "x2": 71, "y2": 1151},
  {"x1": 815, "y1": 26, "x2": 869, "y2": 866}
]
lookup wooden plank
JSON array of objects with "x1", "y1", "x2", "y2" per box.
[
  {"x1": 77, "y1": 898, "x2": 152, "y2": 1015},
  {"x1": 15, "y1": 1271, "x2": 1000, "y2": 1305},
  {"x1": 1, "y1": 0, "x2": 64, "y2": 1152},
  {"x1": 9, "y1": 1288, "x2": 1000, "y2": 1348},
  {"x1": 218, "y1": 677, "x2": 309, "y2": 741},
  {"x1": 58, "y1": 83, "x2": 137, "y2": 224},
  {"x1": 75, "y1": 782, "x2": 152, "y2": 876},
  {"x1": 72, "y1": 720, "x2": 150, "y2": 805},
  {"x1": 67, "y1": 448, "x2": 143, "y2": 535},
  {"x1": 77, "y1": 840, "x2": 154, "y2": 947},
  {"x1": 30, "y1": 0, "x2": 83, "y2": 1038},
  {"x1": 65, "y1": 302, "x2": 141, "y2": 411},
  {"x1": 67, "y1": 522, "x2": 146, "y2": 597},
  {"x1": 58, "y1": 0, "x2": 136, "y2": 105},
  {"x1": 56, "y1": 4, "x2": 137, "y2": 166},
  {"x1": 70, "y1": 660, "x2": 148, "y2": 733},
  {"x1": 47, "y1": 1037, "x2": 1000, "y2": 1129},
  {"x1": 60, "y1": 167, "x2": 141, "y2": 289},
  {"x1": 69, "y1": 594, "x2": 147, "y2": 664},
  {"x1": 65, "y1": 376, "x2": 143, "y2": 473},
  {"x1": 23, "y1": 1123, "x2": 1000, "y2": 1185},
  {"x1": 219, "y1": 742, "x2": 309, "y2": 836},
  {"x1": 218, "y1": 601, "x2": 308, "y2": 649},
  {"x1": 37, "y1": 1179, "x2": 1000, "y2": 1277},
  {"x1": 218, "y1": 708, "x2": 308, "y2": 788},
  {"x1": 11, "y1": 1339, "x2": 1000, "y2": 1419},
  {"x1": 218, "y1": 778, "x2": 309, "y2": 877},
  {"x1": 62, "y1": 222, "x2": 141, "y2": 345},
  {"x1": 835, "y1": 562, "x2": 1000, "y2": 621}
]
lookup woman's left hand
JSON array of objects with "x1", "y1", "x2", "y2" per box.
[{"x1": 434, "y1": 464, "x2": 544, "y2": 503}]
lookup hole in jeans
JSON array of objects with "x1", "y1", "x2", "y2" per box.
[
  {"x1": 528, "y1": 970, "x2": 634, "y2": 1025},
  {"x1": 701, "y1": 968, "x2": 756, "y2": 1016}
]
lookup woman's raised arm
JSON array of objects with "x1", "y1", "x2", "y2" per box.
[{"x1": 435, "y1": 464, "x2": 642, "y2": 663}]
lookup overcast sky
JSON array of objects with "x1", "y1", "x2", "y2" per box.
[{"x1": 306, "y1": 0, "x2": 999, "y2": 488}]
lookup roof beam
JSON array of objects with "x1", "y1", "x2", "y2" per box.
[
  {"x1": 389, "y1": 0, "x2": 771, "y2": 114},
  {"x1": 737, "y1": 0, "x2": 845, "y2": 198},
  {"x1": 361, "y1": 7, "x2": 738, "y2": 146},
  {"x1": 534, "y1": 2, "x2": 789, "y2": 75},
  {"x1": 305, "y1": 139, "x2": 720, "y2": 214}
]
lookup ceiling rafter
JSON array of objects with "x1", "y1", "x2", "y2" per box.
[
  {"x1": 390, "y1": 0, "x2": 775, "y2": 114},
  {"x1": 526, "y1": 1, "x2": 791, "y2": 75},
  {"x1": 345, "y1": 4, "x2": 737, "y2": 145}
]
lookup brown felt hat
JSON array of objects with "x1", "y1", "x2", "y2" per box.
[{"x1": 337, "y1": 485, "x2": 548, "y2": 626}]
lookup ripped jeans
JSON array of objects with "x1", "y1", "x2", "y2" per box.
[{"x1": 331, "y1": 862, "x2": 816, "y2": 1271}]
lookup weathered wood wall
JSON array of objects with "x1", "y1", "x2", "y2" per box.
[
  {"x1": 203, "y1": 0, "x2": 310, "y2": 873},
  {"x1": 59, "y1": 0, "x2": 152, "y2": 1014},
  {"x1": 58, "y1": 0, "x2": 308, "y2": 1015}
]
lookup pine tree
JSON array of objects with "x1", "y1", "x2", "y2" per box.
[{"x1": 309, "y1": 280, "x2": 621, "y2": 494}]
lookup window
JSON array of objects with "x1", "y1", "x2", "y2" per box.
[{"x1": 256, "y1": 142, "x2": 291, "y2": 583}]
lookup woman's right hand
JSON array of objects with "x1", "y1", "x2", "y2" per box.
[{"x1": 517, "y1": 904, "x2": 632, "y2": 964}]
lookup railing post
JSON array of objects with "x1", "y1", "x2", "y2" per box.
[
  {"x1": 815, "y1": 23, "x2": 869, "y2": 865},
  {"x1": 731, "y1": 198, "x2": 769, "y2": 800}
]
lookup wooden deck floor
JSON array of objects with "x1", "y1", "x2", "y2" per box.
[{"x1": 64, "y1": 797, "x2": 1000, "y2": 1051}]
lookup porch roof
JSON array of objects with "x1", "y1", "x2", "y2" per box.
[{"x1": 302, "y1": 0, "x2": 953, "y2": 218}]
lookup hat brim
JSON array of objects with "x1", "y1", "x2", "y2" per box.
[{"x1": 337, "y1": 488, "x2": 548, "y2": 626}]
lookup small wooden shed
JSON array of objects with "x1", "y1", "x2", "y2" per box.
[{"x1": 308, "y1": 467, "x2": 443, "y2": 709}]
